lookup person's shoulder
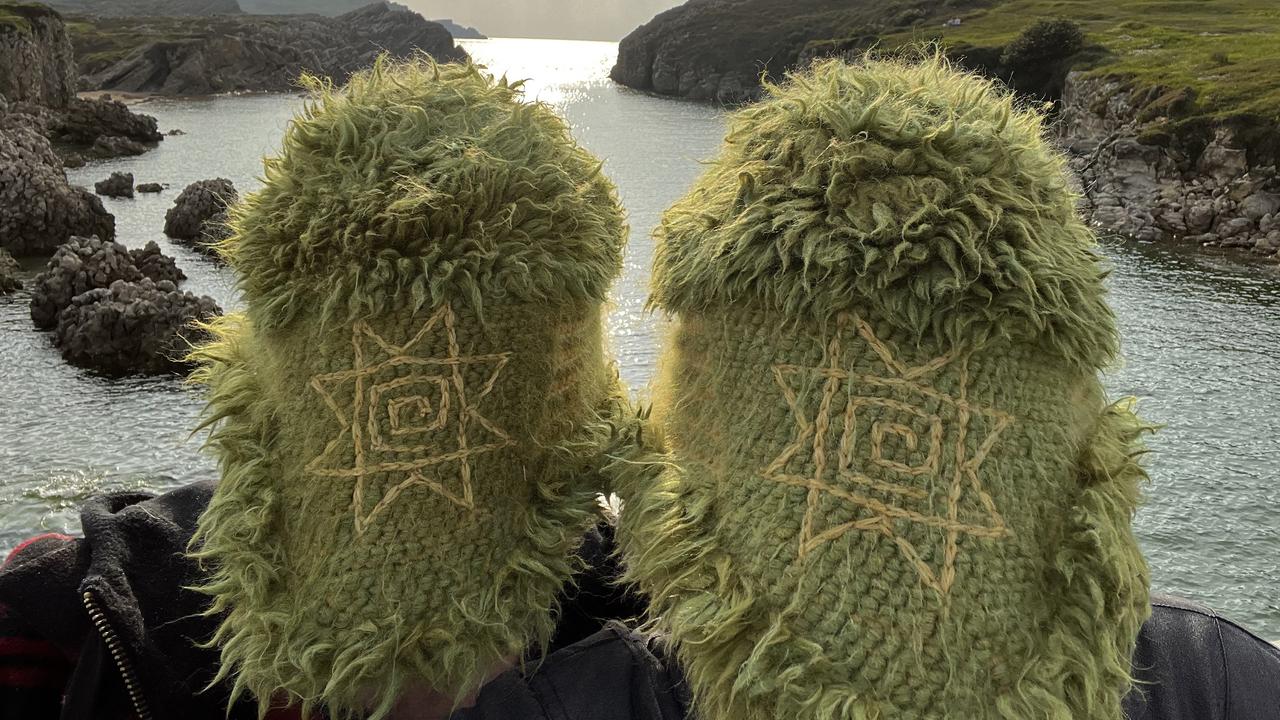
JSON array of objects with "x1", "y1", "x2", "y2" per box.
[
  {"x1": 1125, "y1": 594, "x2": 1280, "y2": 720},
  {"x1": 459, "y1": 622, "x2": 689, "y2": 720}
]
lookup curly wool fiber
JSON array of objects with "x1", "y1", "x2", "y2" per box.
[
  {"x1": 191, "y1": 58, "x2": 627, "y2": 720},
  {"x1": 652, "y1": 56, "x2": 1116, "y2": 372},
  {"x1": 220, "y1": 58, "x2": 625, "y2": 330},
  {"x1": 618, "y1": 56, "x2": 1152, "y2": 720}
]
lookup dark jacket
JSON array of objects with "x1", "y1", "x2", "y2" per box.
[{"x1": 0, "y1": 482, "x2": 1277, "y2": 720}]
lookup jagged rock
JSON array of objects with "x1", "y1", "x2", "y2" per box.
[
  {"x1": 136, "y1": 182, "x2": 163, "y2": 193},
  {"x1": 94, "y1": 171, "x2": 135, "y2": 198},
  {"x1": 0, "y1": 122, "x2": 116, "y2": 256},
  {"x1": 62, "y1": 151, "x2": 84, "y2": 168},
  {"x1": 29, "y1": 235, "x2": 142, "y2": 328},
  {"x1": 164, "y1": 178, "x2": 237, "y2": 250},
  {"x1": 29, "y1": 235, "x2": 185, "y2": 328},
  {"x1": 1198, "y1": 129, "x2": 1250, "y2": 183},
  {"x1": 58, "y1": 97, "x2": 163, "y2": 144},
  {"x1": 0, "y1": 247, "x2": 21, "y2": 292},
  {"x1": 166, "y1": 129, "x2": 186, "y2": 136},
  {"x1": 90, "y1": 135, "x2": 147, "y2": 159},
  {"x1": 53, "y1": 277, "x2": 222, "y2": 376},
  {"x1": 79, "y1": 3, "x2": 468, "y2": 95},
  {"x1": 129, "y1": 240, "x2": 186, "y2": 285}
]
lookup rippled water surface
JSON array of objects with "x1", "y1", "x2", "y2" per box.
[{"x1": 1, "y1": 38, "x2": 1276, "y2": 637}]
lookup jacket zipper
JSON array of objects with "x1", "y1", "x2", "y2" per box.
[{"x1": 82, "y1": 590, "x2": 153, "y2": 720}]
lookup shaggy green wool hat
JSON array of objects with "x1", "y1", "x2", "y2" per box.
[
  {"x1": 190, "y1": 59, "x2": 626, "y2": 719},
  {"x1": 615, "y1": 57, "x2": 1153, "y2": 720}
]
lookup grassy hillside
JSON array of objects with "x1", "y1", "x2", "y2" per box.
[
  {"x1": 617, "y1": 0, "x2": 1280, "y2": 160},
  {"x1": 876, "y1": 0, "x2": 1280, "y2": 123}
]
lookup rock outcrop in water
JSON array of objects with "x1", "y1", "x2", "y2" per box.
[
  {"x1": 55, "y1": 277, "x2": 221, "y2": 375},
  {"x1": 29, "y1": 235, "x2": 184, "y2": 328},
  {"x1": 1, "y1": 4, "x2": 162, "y2": 162},
  {"x1": 164, "y1": 178, "x2": 237, "y2": 252},
  {"x1": 0, "y1": 248, "x2": 21, "y2": 292},
  {"x1": 76, "y1": 3, "x2": 468, "y2": 95},
  {"x1": 94, "y1": 171, "x2": 133, "y2": 198},
  {"x1": 0, "y1": 119, "x2": 115, "y2": 256},
  {"x1": 30, "y1": 235, "x2": 212, "y2": 375}
]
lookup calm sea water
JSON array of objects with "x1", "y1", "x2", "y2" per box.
[{"x1": 0, "y1": 38, "x2": 1276, "y2": 637}]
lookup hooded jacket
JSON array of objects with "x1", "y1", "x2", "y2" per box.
[{"x1": 0, "y1": 481, "x2": 1276, "y2": 720}]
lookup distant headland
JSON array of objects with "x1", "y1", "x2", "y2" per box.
[{"x1": 612, "y1": 0, "x2": 1280, "y2": 260}]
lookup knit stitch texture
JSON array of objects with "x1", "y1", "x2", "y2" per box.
[
  {"x1": 190, "y1": 59, "x2": 627, "y2": 720},
  {"x1": 615, "y1": 56, "x2": 1153, "y2": 720}
]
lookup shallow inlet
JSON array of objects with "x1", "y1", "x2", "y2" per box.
[{"x1": 0, "y1": 38, "x2": 1276, "y2": 638}]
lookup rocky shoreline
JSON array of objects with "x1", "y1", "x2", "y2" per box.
[
  {"x1": 611, "y1": 0, "x2": 1280, "y2": 261},
  {"x1": 1059, "y1": 74, "x2": 1280, "y2": 258}
]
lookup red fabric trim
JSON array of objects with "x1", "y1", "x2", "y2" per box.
[
  {"x1": 3, "y1": 533, "x2": 73, "y2": 567},
  {"x1": 0, "y1": 637, "x2": 64, "y2": 661},
  {"x1": 0, "y1": 664, "x2": 66, "y2": 689}
]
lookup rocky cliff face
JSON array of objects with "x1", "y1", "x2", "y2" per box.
[
  {"x1": 0, "y1": 4, "x2": 76, "y2": 108},
  {"x1": 79, "y1": 3, "x2": 468, "y2": 95},
  {"x1": 1058, "y1": 72, "x2": 1280, "y2": 258},
  {"x1": 612, "y1": 0, "x2": 801, "y2": 104}
]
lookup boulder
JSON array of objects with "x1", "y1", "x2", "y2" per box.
[
  {"x1": 129, "y1": 240, "x2": 186, "y2": 285},
  {"x1": 1240, "y1": 192, "x2": 1280, "y2": 222},
  {"x1": 164, "y1": 178, "x2": 237, "y2": 251},
  {"x1": 53, "y1": 277, "x2": 221, "y2": 376},
  {"x1": 29, "y1": 235, "x2": 142, "y2": 329},
  {"x1": 29, "y1": 235, "x2": 184, "y2": 328},
  {"x1": 136, "y1": 182, "x2": 163, "y2": 193},
  {"x1": 51, "y1": 97, "x2": 163, "y2": 147},
  {"x1": 95, "y1": 171, "x2": 135, "y2": 198},
  {"x1": 90, "y1": 135, "x2": 147, "y2": 159},
  {"x1": 0, "y1": 122, "x2": 116, "y2": 256},
  {"x1": 0, "y1": 247, "x2": 21, "y2": 293}
]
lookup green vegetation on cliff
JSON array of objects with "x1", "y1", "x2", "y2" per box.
[
  {"x1": 0, "y1": 3, "x2": 62, "y2": 34},
  {"x1": 617, "y1": 0, "x2": 1280, "y2": 137},
  {"x1": 879, "y1": 0, "x2": 1280, "y2": 122}
]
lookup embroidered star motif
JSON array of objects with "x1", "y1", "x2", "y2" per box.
[
  {"x1": 761, "y1": 314, "x2": 1014, "y2": 596},
  {"x1": 307, "y1": 303, "x2": 512, "y2": 535}
]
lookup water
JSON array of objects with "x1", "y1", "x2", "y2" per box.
[{"x1": 0, "y1": 38, "x2": 1276, "y2": 638}]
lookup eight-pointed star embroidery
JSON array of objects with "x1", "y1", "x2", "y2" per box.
[
  {"x1": 306, "y1": 303, "x2": 513, "y2": 536},
  {"x1": 761, "y1": 313, "x2": 1015, "y2": 597}
]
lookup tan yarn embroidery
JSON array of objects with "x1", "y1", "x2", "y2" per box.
[
  {"x1": 308, "y1": 304, "x2": 513, "y2": 535},
  {"x1": 762, "y1": 314, "x2": 1014, "y2": 596}
]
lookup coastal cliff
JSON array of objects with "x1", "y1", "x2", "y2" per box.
[
  {"x1": 0, "y1": 3, "x2": 77, "y2": 107},
  {"x1": 69, "y1": 2, "x2": 469, "y2": 95},
  {"x1": 0, "y1": 3, "x2": 161, "y2": 163},
  {"x1": 613, "y1": 0, "x2": 1280, "y2": 258},
  {"x1": 1059, "y1": 74, "x2": 1280, "y2": 257}
]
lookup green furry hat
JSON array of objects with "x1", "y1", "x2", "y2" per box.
[
  {"x1": 190, "y1": 59, "x2": 626, "y2": 719},
  {"x1": 615, "y1": 57, "x2": 1153, "y2": 720}
]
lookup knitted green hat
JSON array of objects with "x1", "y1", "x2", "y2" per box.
[
  {"x1": 190, "y1": 60, "x2": 626, "y2": 719},
  {"x1": 615, "y1": 57, "x2": 1153, "y2": 720}
]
